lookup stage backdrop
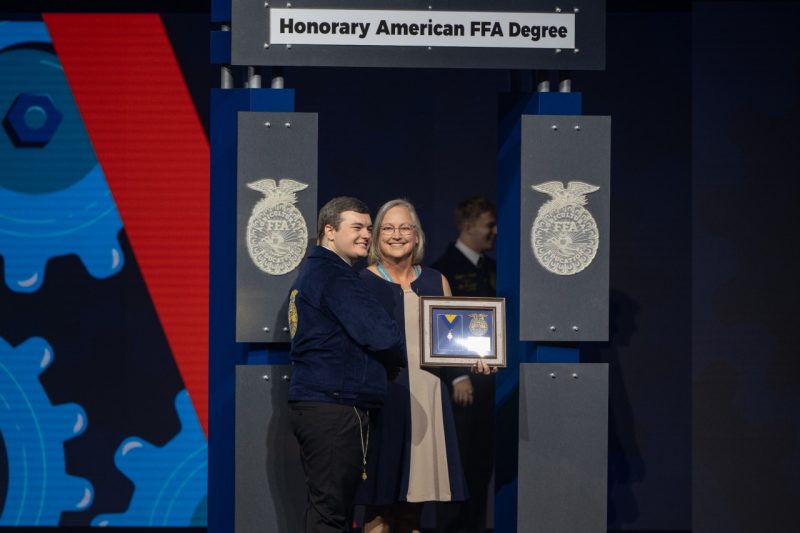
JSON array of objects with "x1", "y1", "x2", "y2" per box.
[{"x1": 2, "y1": 3, "x2": 797, "y2": 532}]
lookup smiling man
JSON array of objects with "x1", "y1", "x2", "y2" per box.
[{"x1": 287, "y1": 196, "x2": 407, "y2": 533}]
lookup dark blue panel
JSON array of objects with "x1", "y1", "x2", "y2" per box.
[
  {"x1": 211, "y1": 0, "x2": 232, "y2": 23},
  {"x1": 209, "y1": 88, "x2": 295, "y2": 533},
  {"x1": 210, "y1": 30, "x2": 231, "y2": 64},
  {"x1": 536, "y1": 345, "x2": 579, "y2": 363},
  {"x1": 533, "y1": 91, "x2": 582, "y2": 115},
  {"x1": 495, "y1": 91, "x2": 583, "y2": 532}
]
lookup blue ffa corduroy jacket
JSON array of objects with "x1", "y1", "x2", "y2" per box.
[{"x1": 288, "y1": 246, "x2": 407, "y2": 408}]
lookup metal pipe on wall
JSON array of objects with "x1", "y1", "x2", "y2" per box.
[{"x1": 220, "y1": 24, "x2": 233, "y2": 89}]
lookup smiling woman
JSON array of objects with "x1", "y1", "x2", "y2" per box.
[
  {"x1": 354, "y1": 198, "x2": 493, "y2": 533},
  {"x1": 367, "y1": 198, "x2": 426, "y2": 274}
]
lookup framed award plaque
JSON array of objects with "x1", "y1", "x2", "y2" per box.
[{"x1": 420, "y1": 296, "x2": 506, "y2": 367}]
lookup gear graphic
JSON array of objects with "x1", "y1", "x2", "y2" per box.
[
  {"x1": 92, "y1": 389, "x2": 208, "y2": 527},
  {"x1": 0, "y1": 336, "x2": 94, "y2": 525},
  {"x1": 0, "y1": 22, "x2": 124, "y2": 293}
]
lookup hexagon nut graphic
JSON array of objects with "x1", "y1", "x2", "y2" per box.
[{"x1": 3, "y1": 93, "x2": 63, "y2": 147}]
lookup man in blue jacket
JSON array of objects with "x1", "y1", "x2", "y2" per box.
[{"x1": 288, "y1": 196, "x2": 406, "y2": 533}]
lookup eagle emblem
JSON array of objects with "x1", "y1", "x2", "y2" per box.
[
  {"x1": 530, "y1": 181, "x2": 600, "y2": 275},
  {"x1": 246, "y1": 178, "x2": 309, "y2": 276}
]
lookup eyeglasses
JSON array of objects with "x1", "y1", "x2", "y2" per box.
[{"x1": 380, "y1": 224, "x2": 416, "y2": 236}]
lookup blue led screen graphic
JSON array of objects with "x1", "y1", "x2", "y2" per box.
[{"x1": 0, "y1": 21, "x2": 207, "y2": 527}]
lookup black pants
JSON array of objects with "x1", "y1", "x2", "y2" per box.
[
  {"x1": 290, "y1": 401, "x2": 368, "y2": 533},
  {"x1": 437, "y1": 374, "x2": 495, "y2": 533}
]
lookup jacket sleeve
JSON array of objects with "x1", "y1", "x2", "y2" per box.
[
  {"x1": 322, "y1": 274, "x2": 407, "y2": 368},
  {"x1": 439, "y1": 365, "x2": 469, "y2": 387}
]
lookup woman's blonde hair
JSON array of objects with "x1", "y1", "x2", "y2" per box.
[{"x1": 368, "y1": 198, "x2": 426, "y2": 265}]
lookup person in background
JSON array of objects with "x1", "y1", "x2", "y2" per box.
[
  {"x1": 356, "y1": 198, "x2": 493, "y2": 533},
  {"x1": 431, "y1": 197, "x2": 497, "y2": 533},
  {"x1": 288, "y1": 196, "x2": 407, "y2": 533}
]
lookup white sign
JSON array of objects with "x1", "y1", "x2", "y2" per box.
[{"x1": 269, "y1": 8, "x2": 575, "y2": 49}]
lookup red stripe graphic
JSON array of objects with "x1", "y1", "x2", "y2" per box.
[{"x1": 45, "y1": 14, "x2": 209, "y2": 435}]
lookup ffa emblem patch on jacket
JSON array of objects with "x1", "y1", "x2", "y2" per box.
[{"x1": 288, "y1": 289, "x2": 299, "y2": 338}]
